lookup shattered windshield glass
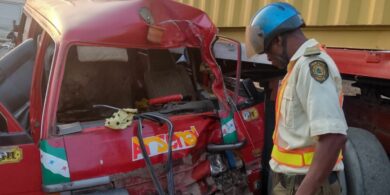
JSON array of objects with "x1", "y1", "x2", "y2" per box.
[{"x1": 56, "y1": 45, "x2": 215, "y2": 124}]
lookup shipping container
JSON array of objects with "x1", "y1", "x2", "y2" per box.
[{"x1": 176, "y1": 0, "x2": 390, "y2": 49}]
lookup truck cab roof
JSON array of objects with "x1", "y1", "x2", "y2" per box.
[{"x1": 25, "y1": 0, "x2": 213, "y2": 48}]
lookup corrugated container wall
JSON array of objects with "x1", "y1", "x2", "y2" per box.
[{"x1": 176, "y1": 0, "x2": 390, "y2": 50}]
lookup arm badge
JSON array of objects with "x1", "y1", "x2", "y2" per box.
[{"x1": 309, "y1": 60, "x2": 329, "y2": 83}]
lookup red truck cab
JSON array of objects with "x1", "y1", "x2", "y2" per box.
[
  {"x1": 0, "y1": 0, "x2": 389, "y2": 194},
  {"x1": 0, "y1": 0, "x2": 266, "y2": 194}
]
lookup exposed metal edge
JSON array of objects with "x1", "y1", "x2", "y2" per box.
[
  {"x1": 43, "y1": 176, "x2": 111, "y2": 192},
  {"x1": 213, "y1": 40, "x2": 271, "y2": 65}
]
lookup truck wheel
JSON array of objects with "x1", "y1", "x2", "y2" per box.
[
  {"x1": 337, "y1": 169, "x2": 348, "y2": 195},
  {"x1": 343, "y1": 127, "x2": 390, "y2": 195}
]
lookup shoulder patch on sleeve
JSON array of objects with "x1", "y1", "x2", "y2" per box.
[
  {"x1": 309, "y1": 60, "x2": 329, "y2": 83},
  {"x1": 304, "y1": 46, "x2": 321, "y2": 57}
]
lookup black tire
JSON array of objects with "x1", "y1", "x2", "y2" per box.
[
  {"x1": 337, "y1": 170, "x2": 348, "y2": 195},
  {"x1": 343, "y1": 127, "x2": 390, "y2": 195}
]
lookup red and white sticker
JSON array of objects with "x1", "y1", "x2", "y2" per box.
[{"x1": 132, "y1": 126, "x2": 198, "y2": 161}]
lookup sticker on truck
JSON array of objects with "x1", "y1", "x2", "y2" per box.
[
  {"x1": 0, "y1": 146, "x2": 23, "y2": 165},
  {"x1": 241, "y1": 107, "x2": 259, "y2": 121},
  {"x1": 132, "y1": 126, "x2": 198, "y2": 161},
  {"x1": 40, "y1": 140, "x2": 70, "y2": 185}
]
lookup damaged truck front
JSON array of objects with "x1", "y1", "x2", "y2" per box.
[
  {"x1": 0, "y1": 0, "x2": 265, "y2": 194},
  {"x1": 2, "y1": 0, "x2": 389, "y2": 195}
]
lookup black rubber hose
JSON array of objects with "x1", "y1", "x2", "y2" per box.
[
  {"x1": 143, "y1": 113, "x2": 175, "y2": 195},
  {"x1": 137, "y1": 118, "x2": 165, "y2": 195}
]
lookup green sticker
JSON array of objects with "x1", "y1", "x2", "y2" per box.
[{"x1": 40, "y1": 140, "x2": 70, "y2": 185}]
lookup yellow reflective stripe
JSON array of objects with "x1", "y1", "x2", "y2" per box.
[
  {"x1": 272, "y1": 146, "x2": 304, "y2": 167},
  {"x1": 272, "y1": 146, "x2": 343, "y2": 167},
  {"x1": 303, "y1": 152, "x2": 314, "y2": 165}
]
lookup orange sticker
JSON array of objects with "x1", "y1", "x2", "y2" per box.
[{"x1": 132, "y1": 126, "x2": 198, "y2": 161}]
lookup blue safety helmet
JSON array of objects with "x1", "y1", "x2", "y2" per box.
[{"x1": 245, "y1": 2, "x2": 305, "y2": 56}]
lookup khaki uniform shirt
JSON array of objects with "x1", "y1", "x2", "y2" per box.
[{"x1": 270, "y1": 39, "x2": 348, "y2": 174}]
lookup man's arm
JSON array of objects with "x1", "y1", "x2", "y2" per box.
[{"x1": 296, "y1": 133, "x2": 347, "y2": 195}]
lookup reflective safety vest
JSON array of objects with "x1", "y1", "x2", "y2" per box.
[{"x1": 271, "y1": 56, "x2": 343, "y2": 168}]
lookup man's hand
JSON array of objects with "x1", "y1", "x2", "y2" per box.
[{"x1": 295, "y1": 133, "x2": 347, "y2": 195}]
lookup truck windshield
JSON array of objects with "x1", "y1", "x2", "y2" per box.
[{"x1": 56, "y1": 45, "x2": 213, "y2": 124}]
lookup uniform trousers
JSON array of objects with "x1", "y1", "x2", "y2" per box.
[{"x1": 271, "y1": 171, "x2": 342, "y2": 195}]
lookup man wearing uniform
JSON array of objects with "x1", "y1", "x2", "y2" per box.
[{"x1": 245, "y1": 2, "x2": 348, "y2": 195}]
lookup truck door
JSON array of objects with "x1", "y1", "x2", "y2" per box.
[
  {"x1": 213, "y1": 37, "x2": 266, "y2": 194},
  {"x1": 0, "y1": 40, "x2": 42, "y2": 194},
  {"x1": 213, "y1": 37, "x2": 266, "y2": 154},
  {"x1": 0, "y1": 103, "x2": 42, "y2": 194},
  {"x1": 0, "y1": 39, "x2": 36, "y2": 130}
]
